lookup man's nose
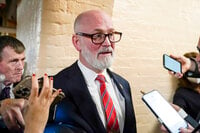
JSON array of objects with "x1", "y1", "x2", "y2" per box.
[
  {"x1": 16, "y1": 61, "x2": 24, "y2": 70},
  {"x1": 101, "y1": 36, "x2": 111, "y2": 47}
]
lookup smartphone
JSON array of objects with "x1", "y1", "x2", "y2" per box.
[
  {"x1": 163, "y1": 54, "x2": 182, "y2": 73},
  {"x1": 142, "y1": 90, "x2": 187, "y2": 133}
]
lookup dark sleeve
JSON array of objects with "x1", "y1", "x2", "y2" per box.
[
  {"x1": 173, "y1": 91, "x2": 188, "y2": 111},
  {"x1": 184, "y1": 58, "x2": 200, "y2": 78},
  {"x1": 184, "y1": 115, "x2": 199, "y2": 128}
]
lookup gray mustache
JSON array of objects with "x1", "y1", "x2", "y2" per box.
[{"x1": 99, "y1": 48, "x2": 113, "y2": 53}]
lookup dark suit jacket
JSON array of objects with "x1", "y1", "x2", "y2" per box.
[{"x1": 52, "y1": 61, "x2": 137, "y2": 133}]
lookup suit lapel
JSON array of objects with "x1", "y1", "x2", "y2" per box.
[
  {"x1": 107, "y1": 69, "x2": 126, "y2": 97},
  {"x1": 107, "y1": 69, "x2": 136, "y2": 133}
]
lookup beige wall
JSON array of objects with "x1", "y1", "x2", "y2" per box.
[
  {"x1": 17, "y1": 0, "x2": 200, "y2": 132},
  {"x1": 112, "y1": 1, "x2": 200, "y2": 132}
]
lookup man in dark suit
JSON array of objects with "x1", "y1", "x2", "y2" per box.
[
  {"x1": 52, "y1": 10, "x2": 137, "y2": 133},
  {"x1": 0, "y1": 36, "x2": 26, "y2": 132}
]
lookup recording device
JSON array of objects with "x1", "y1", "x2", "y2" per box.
[
  {"x1": 142, "y1": 90, "x2": 187, "y2": 133},
  {"x1": 163, "y1": 54, "x2": 182, "y2": 73},
  {"x1": 13, "y1": 76, "x2": 65, "y2": 103},
  {"x1": 13, "y1": 76, "x2": 65, "y2": 122}
]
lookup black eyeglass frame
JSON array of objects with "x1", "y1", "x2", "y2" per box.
[{"x1": 76, "y1": 31, "x2": 122, "y2": 45}]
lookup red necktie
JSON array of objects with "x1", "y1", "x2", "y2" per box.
[{"x1": 96, "y1": 74, "x2": 119, "y2": 133}]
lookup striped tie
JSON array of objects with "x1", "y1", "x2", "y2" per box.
[{"x1": 96, "y1": 74, "x2": 119, "y2": 133}]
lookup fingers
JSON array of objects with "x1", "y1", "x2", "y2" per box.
[
  {"x1": 1, "y1": 99, "x2": 26, "y2": 131},
  {"x1": 160, "y1": 124, "x2": 168, "y2": 133},
  {"x1": 179, "y1": 124, "x2": 194, "y2": 133},
  {"x1": 29, "y1": 73, "x2": 39, "y2": 100},
  {"x1": 5, "y1": 114, "x2": 22, "y2": 131},
  {"x1": 31, "y1": 73, "x2": 61, "y2": 103},
  {"x1": 168, "y1": 71, "x2": 183, "y2": 78},
  {"x1": 40, "y1": 75, "x2": 62, "y2": 105},
  {"x1": 47, "y1": 76, "x2": 53, "y2": 98},
  {"x1": 50, "y1": 89, "x2": 62, "y2": 103},
  {"x1": 175, "y1": 72, "x2": 183, "y2": 78},
  {"x1": 170, "y1": 54, "x2": 184, "y2": 62},
  {"x1": 39, "y1": 73, "x2": 51, "y2": 99},
  {"x1": 14, "y1": 108, "x2": 25, "y2": 129},
  {"x1": 29, "y1": 73, "x2": 61, "y2": 106},
  {"x1": 169, "y1": 54, "x2": 192, "y2": 74},
  {"x1": 171, "y1": 104, "x2": 181, "y2": 111},
  {"x1": 49, "y1": 77, "x2": 53, "y2": 89},
  {"x1": 179, "y1": 128, "x2": 192, "y2": 133}
]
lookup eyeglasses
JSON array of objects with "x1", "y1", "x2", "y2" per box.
[{"x1": 76, "y1": 31, "x2": 122, "y2": 45}]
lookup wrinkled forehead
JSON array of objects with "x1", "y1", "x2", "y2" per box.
[{"x1": 0, "y1": 46, "x2": 24, "y2": 61}]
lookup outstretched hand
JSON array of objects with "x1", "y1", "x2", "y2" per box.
[{"x1": 23, "y1": 74, "x2": 61, "y2": 133}]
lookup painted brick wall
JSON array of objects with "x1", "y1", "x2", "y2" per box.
[
  {"x1": 17, "y1": 0, "x2": 200, "y2": 132},
  {"x1": 112, "y1": 1, "x2": 200, "y2": 132}
]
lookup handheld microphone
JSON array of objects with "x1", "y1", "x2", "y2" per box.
[{"x1": 0, "y1": 74, "x2": 5, "y2": 83}]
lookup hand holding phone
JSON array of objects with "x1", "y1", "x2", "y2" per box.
[
  {"x1": 142, "y1": 90, "x2": 187, "y2": 133},
  {"x1": 163, "y1": 54, "x2": 182, "y2": 73}
]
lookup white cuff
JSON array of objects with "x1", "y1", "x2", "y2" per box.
[{"x1": 178, "y1": 108, "x2": 188, "y2": 119}]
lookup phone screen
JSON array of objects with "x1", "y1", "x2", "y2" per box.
[
  {"x1": 163, "y1": 54, "x2": 182, "y2": 73},
  {"x1": 142, "y1": 90, "x2": 187, "y2": 133}
]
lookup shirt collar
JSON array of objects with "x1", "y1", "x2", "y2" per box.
[
  {"x1": 77, "y1": 60, "x2": 109, "y2": 84},
  {"x1": 0, "y1": 83, "x2": 13, "y2": 93},
  {"x1": 2, "y1": 83, "x2": 13, "y2": 89}
]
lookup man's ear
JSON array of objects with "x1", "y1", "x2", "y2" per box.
[
  {"x1": 72, "y1": 34, "x2": 81, "y2": 51},
  {"x1": 22, "y1": 62, "x2": 27, "y2": 79}
]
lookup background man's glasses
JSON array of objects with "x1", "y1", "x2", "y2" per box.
[{"x1": 76, "y1": 32, "x2": 122, "y2": 45}]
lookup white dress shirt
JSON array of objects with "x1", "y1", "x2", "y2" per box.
[{"x1": 78, "y1": 60, "x2": 125, "y2": 132}]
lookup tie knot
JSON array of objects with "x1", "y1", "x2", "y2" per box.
[
  {"x1": 4, "y1": 86, "x2": 11, "y2": 90},
  {"x1": 96, "y1": 74, "x2": 106, "y2": 83},
  {"x1": 0, "y1": 86, "x2": 11, "y2": 100},
  {"x1": 3, "y1": 87, "x2": 11, "y2": 93}
]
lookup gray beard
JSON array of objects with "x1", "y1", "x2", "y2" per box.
[{"x1": 81, "y1": 47, "x2": 114, "y2": 71}]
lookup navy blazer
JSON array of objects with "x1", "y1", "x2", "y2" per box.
[{"x1": 52, "y1": 61, "x2": 137, "y2": 133}]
